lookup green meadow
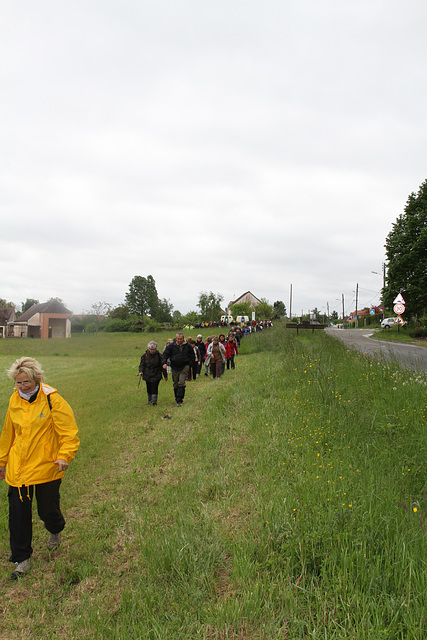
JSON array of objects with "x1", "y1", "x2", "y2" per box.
[{"x1": 0, "y1": 326, "x2": 425, "y2": 639}]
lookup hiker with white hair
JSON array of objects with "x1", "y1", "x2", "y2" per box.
[{"x1": 139, "y1": 341, "x2": 165, "y2": 406}]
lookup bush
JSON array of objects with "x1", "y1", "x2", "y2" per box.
[
  {"x1": 143, "y1": 316, "x2": 162, "y2": 332},
  {"x1": 408, "y1": 327, "x2": 427, "y2": 339},
  {"x1": 104, "y1": 319, "x2": 131, "y2": 332}
]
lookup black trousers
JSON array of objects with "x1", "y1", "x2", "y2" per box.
[
  {"x1": 8, "y1": 479, "x2": 65, "y2": 563},
  {"x1": 145, "y1": 380, "x2": 160, "y2": 396},
  {"x1": 226, "y1": 355, "x2": 235, "y2": 369}
]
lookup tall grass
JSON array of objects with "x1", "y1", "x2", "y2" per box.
[{"x1": 0, "y1": 326, "x2": 425, "y2": 639}]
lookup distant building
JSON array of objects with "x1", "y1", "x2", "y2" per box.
[
  {"x1": 227, "y1": 291, "x2": 261, "y2": 312},
  {"x1": 8, "y1": 300, "x2": 72, "y2": 339},
  {"x1": 0, "y1": 307, "x2": 16, "y2": 338},
  {"x1": 346, "y1": 305, "x2": 384, "y2": 323}
]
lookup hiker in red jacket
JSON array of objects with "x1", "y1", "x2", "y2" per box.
[{"x1": 225, "y1": 335, "x2": 239, "y2": 370}]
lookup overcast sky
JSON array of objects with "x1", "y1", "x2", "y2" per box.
[{"x1": 1, "y1": 1, "x2": 426, "y2": 318}]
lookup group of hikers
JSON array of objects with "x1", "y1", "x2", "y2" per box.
[
  {"x1": 0, "y1": 321, "x2": 271, "y2": 580},
  {"x1": 139, "y1": 327, "x2": 244, "y2": 407},
  {"x1": 138, "y1": 321, "x2": 272, "y2": 406}
]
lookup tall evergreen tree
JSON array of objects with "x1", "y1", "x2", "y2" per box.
[{"x1": 384, "y1": 180, "x2": 427, "y2": 318}]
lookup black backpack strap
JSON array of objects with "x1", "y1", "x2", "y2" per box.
[{"x1": 47, "y1": 394, "x2": 52, "y2": 411}]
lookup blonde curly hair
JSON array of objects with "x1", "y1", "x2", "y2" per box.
[{"x1": 7, "y1": 357, "x2": 45, "y2": 383}]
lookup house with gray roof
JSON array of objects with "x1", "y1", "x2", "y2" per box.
[{"x1": 8, "y1": 301, "x2": 72, "y2": 339}]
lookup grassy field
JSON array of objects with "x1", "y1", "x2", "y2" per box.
[{"x1": 0, "y1": 326, "x2": 426, "y2": 639}]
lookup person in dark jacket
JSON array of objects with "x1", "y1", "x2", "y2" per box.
[
  {"x1": 139, "y1": 341, "x2": 165, "y2": 406},
  {"x1": 162, "y1": 332, "x2": 195, "y2": 406},
  {"x1": 195, "y1": 334, "x2": 206, "y2": 377}
]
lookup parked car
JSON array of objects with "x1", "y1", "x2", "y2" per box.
[{"x1": 381, "y1": 317, "x2": 397, "y2": 329}]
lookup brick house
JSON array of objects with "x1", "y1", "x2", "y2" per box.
[{"x1": 8, "y1": 301, "x2": 72, "y2": 339}]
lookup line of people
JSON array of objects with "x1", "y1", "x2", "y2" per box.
[{"x1": 138, "y1": 328, "x2": 241, "y2": 407}]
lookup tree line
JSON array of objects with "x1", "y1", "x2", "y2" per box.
[
  {"x1": 3, "y1": 178, "x2": 426, "y2": 328},
  {"x1": 73, "y1": 280, "x2": 286, "y2": 334}
]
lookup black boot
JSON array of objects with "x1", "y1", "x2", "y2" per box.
[
  {"x1": 151, "y1": 394, "x2": 157, "y2": 405},
  {"x1": 176, "y1": 387, "x2": 184, "y2": 406},
  {"x1": 147, "y1": 394, "x2": 152, "y2": 405},
  {"x1": 175, "y1": 387, "x2": 184, "y2": 407}
]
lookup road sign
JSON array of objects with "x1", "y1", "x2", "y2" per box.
[
  {"x1": 394, "y1": 303, "x2": 405, "y2": 315},
  {"x1": 393, "y1": 293, "x2": 406, "y2": 305},
  {"x1": 395, "y1": 316, "x2": 405, "y2": 325}
]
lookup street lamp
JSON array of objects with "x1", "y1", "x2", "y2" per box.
[{"x1": 371, "y1": 263, "x2": 386, "y2": 320}]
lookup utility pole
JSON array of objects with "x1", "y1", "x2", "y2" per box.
[
  {"x1": 342, "y1": 294, "x2": 345, "y2": 327},
  {"x1": 371, "y1": 264, "x2": 386, "y2": 320},
  {"x1": 289, "y1": 284, "x2": 292, "y2": 321},
  {"x1": 382, "y1": 263, "x2": 386, "y2": 320}
]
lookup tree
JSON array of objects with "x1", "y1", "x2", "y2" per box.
[
  {"x1": 181, "y1": 311, "x2": 199, "y2": 327},
  {"x1": 0, "y1": 298, "x2": 15, "y2": 308},
  {"x1": 197, "y1": 291, "x2": 224, "y2": 321},
  {"x1": 230, "y1": 301, "x2": 252, "y2": 317},
  {"x1": 110, "y1": 304, "x2": 130, "y2": 320},
  {"x1": 21, "y1": 298, "x2": 39, "y2": 313},
  {"x1": 384, "y1": 179, "x2": 427, "y2": 319},
  {"x1": 273, "y1": 300, "x2": 287, "y2": 318},
  {"x1": 255, "y1": 298, "x2": 274, "y2": 320},
  {"x1": 156, "y1": 298, "x2": 174, "y2": 323},
  {"x1": 84, "y1": 301, "x2": 113, "y2": 333},
  {"x1": 172, "y1": 310, "x2": 182, "y2": 323},
  {"x1": 125, "y1": 275, "x2": 159, "y2": 318}
]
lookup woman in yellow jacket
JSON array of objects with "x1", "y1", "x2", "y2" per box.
[{"x1": 0, "y1": 357, "x2": 79, "y2": 580}]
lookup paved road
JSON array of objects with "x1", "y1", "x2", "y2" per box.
[{"x1": 324, "y1": 328, "x2": 427, "y2": 373}]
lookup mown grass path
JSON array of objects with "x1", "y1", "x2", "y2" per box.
[{"x1": 0, "y1": 326, "x2": 426, "y2": 639}]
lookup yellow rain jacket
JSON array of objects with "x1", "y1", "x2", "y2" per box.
[{"x1": 0, "y1": 383, "x2": 79, "y2": 488}]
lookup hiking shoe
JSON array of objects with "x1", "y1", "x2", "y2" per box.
[
  {"x1": 47, "y1": 532, "x2": 62, "y2": 551},
  {"x1": 11, "y1": 558, "x2": 31, "y2": 580}
]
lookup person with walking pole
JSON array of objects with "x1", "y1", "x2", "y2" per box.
[{"x1": 139, "y1": 341, "x2": 165, "y2": 405}]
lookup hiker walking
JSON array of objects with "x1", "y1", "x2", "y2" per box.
[
  {"x1": 225, "y1": 334, "x2": 239, "y2": 370},
  {"x1": 162, "y1": 332, "x2": 195, "y2": 406},
  {"x1": 139, "y1": 341, "x2": 165, "y2": 405},
  {"x1": 206, "y1": 336, "x2": 226, "y2": 380},
  {"x1": 0, "y1": 357, "x2": 79, "y2": 580}
]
